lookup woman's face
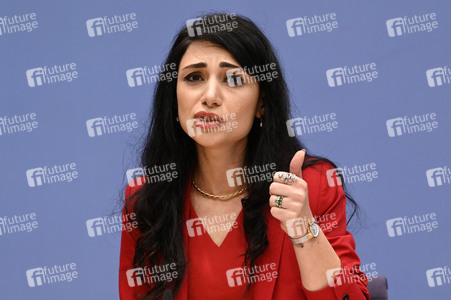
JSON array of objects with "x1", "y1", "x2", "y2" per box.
[{"x1": 176, "y1": 40, "x2": 263, "y2": 148}]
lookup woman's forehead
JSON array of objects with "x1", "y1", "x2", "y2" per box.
[{"x1": 180, "y1": 41, "x2": 238, "y2": 67}]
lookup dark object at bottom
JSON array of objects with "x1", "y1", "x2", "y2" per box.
[{"x1": 367, "y1": 275, "x2": 388, "y2": 300}]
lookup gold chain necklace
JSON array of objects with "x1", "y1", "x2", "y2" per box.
[{"x1": 192, "y1": 180, "x2": 247, "y2": 199}]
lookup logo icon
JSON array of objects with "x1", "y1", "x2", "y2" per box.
[
  {"x1": 186, "y1": 119, "x2": 203, "y2": 137},
  {"x1": 426, "y1": 68, "x2": 445, "y2": 87},
  {"x1": 386, "y1": 218, "x2": 404, "y2": 237},
  {"x1": 86, "y1": 118, "x2": 104, "y2": 137},
  {"x1": 286, "y1": 118, "x2": 304, "y2": 137},
  {"x1": 26, "y1": 68, "x2": 44, "y2": 87},
  {"x1": 326, "y1": 168, "x2": 343, "y2": 187},
  {"x1": 126, "y1": 168, "x2": 146, "y2": 187},
  {"x1": 226, "y1": 168, "x2": 246, "y2": 187},
  {"x1": 286, "y1": 218, "x2": 307, "y2": 238},
  {"x1": 326, "y1": 68, "x2": 344, "y2": 87},
  {"x1": 126, "y1": 268, "x2": 145, "y2": 287},
  {"x1": 386, "y1": 18, "x2": 404, "y2": 37},
  {"x1": 26, "y1": 268, "x2": 45, "y2": 287},
  {"x1": 186, "y1": 218, "x2": 205, "y2": 237},
  {"x1": 226, "y1": 68, "x2": 244, "y2": 86},
  {"x1": 386, "y1": 118, "x2": 404, "y2": 137},
  {"x1": 86, "y1": 18, "x2": 104, "y2": 37},
  {"x1": 86, "y1": 218, "x2": 105, "y2": 237},
  {"x1": 426, "y1": 268, "x2": 445, "y2": 287},
  {"x1": 186, "y1": 18, "x2": 203, "y2": 37},
  {"x1": 126, "y1": 68, "x2": 145, "y2": 87},
  {"x1": 326, "y1": 268, "x2": 343, "y2": 287},
  {"x1": 226, "y1": 268, "x2": 245, "y2": 287},
  {"x1": 26, "y1": 168, "x2": 45, "y2": 187},
  {"x1": 286, "y1": 18, "x2": 303, "y2": 37},
  {"x1": 426, "y1": 168, "x2": 445, "y2": 187}
]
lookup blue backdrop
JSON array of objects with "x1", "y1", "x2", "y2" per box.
[{"x1": 1, "y1": 1, "x2": 450, "y2": 299}]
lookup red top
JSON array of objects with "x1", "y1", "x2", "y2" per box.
[
  {"x1": 119, "y1": 160, "x2": 370, "y2": 300},
  {"x1": 186, "y1": 196, "x2": 253, "y2": 300}
]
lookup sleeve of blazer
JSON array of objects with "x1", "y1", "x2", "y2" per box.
[
  {"x1": 301, "y1": 161, "x2": 370, "y2": 300},
  {"x1": 119, "y1": 183, "x2": 148, "y2": 300}
]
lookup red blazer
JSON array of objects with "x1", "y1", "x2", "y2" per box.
[{"x1": 119, "y1": 160, "x2": 370, "y2": 299}]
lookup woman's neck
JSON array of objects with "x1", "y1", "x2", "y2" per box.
[{"x1": 192, "y1": 140, "x2": 247, "y2": 197}]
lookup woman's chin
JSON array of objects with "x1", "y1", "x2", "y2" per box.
[{"x1": 191, "y1": 134, "x2": 237, "y2": 148}]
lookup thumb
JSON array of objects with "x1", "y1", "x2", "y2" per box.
[{"x1": 289, "y1": 149, "x2": 306, "y2": 179}]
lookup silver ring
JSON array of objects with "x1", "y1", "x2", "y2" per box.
[{"x1": 283, "y1": 172, "x2": 296, "y2": 184}]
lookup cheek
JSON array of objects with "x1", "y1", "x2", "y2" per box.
[
  {"x1": 233, "y1": 91, "x2": 260, "y2": 130},
  {"x1": 176, "y1": 84, "x2": 192, "y2": 117}
]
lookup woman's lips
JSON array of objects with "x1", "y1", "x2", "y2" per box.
[
  {"x1": 193, "y1": 118, "x2": 222, "y2": 129},
  {"x1": 193, "y1": 111, "x2": 224, "y2": 129},
  {"x1": 194, "y1": 119, "x2": 221, "y2": 128}
]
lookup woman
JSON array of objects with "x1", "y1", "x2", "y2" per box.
[{"x1": 119, "y1": 13, "x2": 370, "y2": 300}]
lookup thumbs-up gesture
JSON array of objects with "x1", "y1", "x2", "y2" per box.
[{"x1": 269, "y1": 149, "x2": 314, "y2": 238}]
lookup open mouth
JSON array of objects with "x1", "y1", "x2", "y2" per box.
[
  {"x1": 194, "y1": 117, "x2": 222, "y2": 128},
  {"x1": 193, "y1": 111, "x2": 225, "y2": 129}
]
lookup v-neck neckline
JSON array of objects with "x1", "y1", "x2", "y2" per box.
[{"x1": 187, "y1": 187, "x2": 243, "y2": 248}]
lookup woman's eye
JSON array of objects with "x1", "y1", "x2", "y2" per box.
[
  {"x1": 184, "y1": 73, "x2": 203, "y2": 82},
  {"x1": 225, "y1": 74, "x2": 244, "y2": 85}
]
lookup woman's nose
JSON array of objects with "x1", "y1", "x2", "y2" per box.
[{"x1": 201, "y1": 77, "x2": 223, "y2": 107}]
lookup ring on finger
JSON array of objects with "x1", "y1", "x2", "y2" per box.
[
  {"x1": 283, "y1": 172, "x2": 296, "y2": 184},
  {"x1": 275, "y1": 195, "x2": 283, "y2": 208}
]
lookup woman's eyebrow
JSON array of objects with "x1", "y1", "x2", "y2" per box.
[
  {"x1": 181, "y1": 62, "x2": 240, "y2": 70},
  {"x1": 219, "y1": 62, "x2": 240, "y2": 68}
]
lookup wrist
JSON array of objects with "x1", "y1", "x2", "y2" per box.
[
  {"x1": 289, "y1": 218, "x2": 320, "y2": 248},
  {"x1": 287, "y1": 215, "x2": 316, "y2": 238}
]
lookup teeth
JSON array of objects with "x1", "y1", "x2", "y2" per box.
[{"x1": 196, "y1": 117, "x2": 218, "y2": 122}]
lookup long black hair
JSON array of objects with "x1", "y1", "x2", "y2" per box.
[{"x1": 124, "y1": 12, "x2": 360, "y2": 299}]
